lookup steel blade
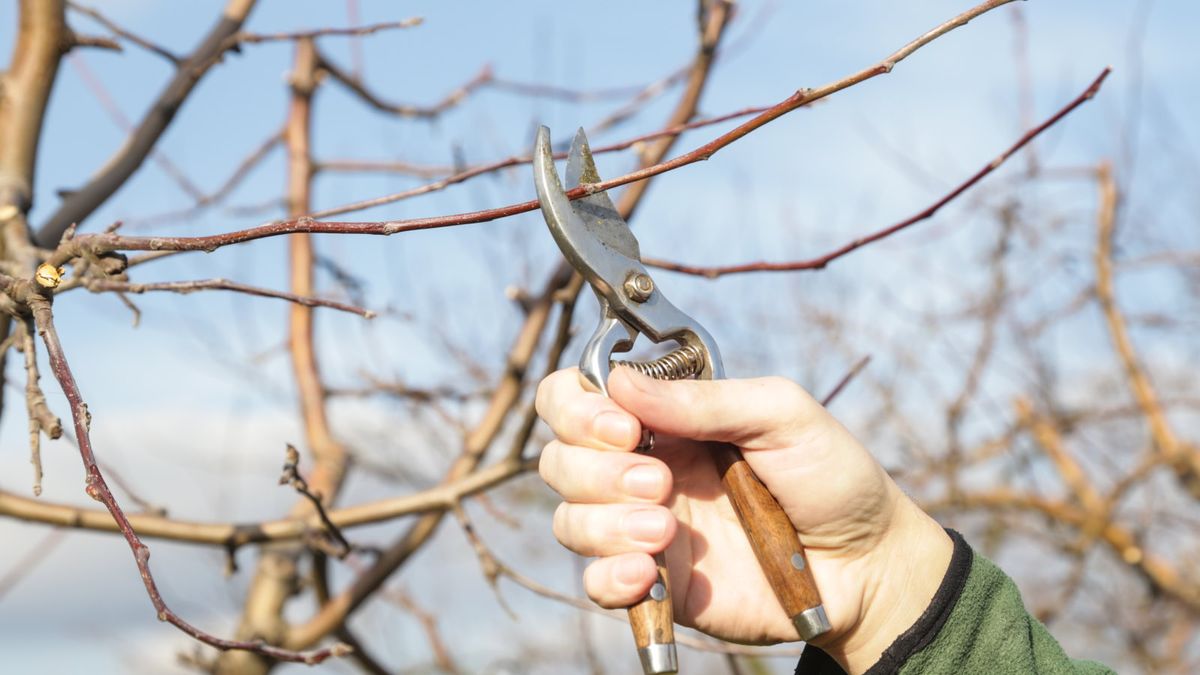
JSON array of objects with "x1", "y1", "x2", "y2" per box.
[{"x1": 565, "y1": 128, "x2": 641, "y2": 262}]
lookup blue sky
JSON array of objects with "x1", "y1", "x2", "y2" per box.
[{"x1": 1, "y1": 1, "x2": 1197, "y2": 673}]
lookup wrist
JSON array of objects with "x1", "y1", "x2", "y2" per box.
[{"x1": 820, "y1": 497, "x2": 953, "y2": 674}]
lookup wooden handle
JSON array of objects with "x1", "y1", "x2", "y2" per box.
[
  {"x1": 709, "y1": 441, "x2": 831, "y2": 641},
  {"x1": 626, "y1": 551, "x2": 677, "y2": 674}
]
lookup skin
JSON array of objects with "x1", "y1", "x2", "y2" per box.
[{"x1": 535, "y1": 367, "x2": 953, "y2": 674}]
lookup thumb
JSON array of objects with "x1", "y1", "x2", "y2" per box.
[{"x1": 607, "y1": 367, "x2": 828, "y2": 450}]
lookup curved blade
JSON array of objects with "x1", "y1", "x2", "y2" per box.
[{"x1": 564, "y1": 128, "x2": 641, "y2": 262}]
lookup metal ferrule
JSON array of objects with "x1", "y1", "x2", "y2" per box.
[
  {"x1": 793, "y1": 605, "x2": 832, "y2": 641},
  {"x1": 637, "y1": 643, "x2": 678, "y2": 674}
]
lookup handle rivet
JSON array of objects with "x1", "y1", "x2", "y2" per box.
[
  {"x1": 624, "y1": 272, "x2": 655, "y2": 302},
  {"x1": 790, "y1": 553, "x2": 806, "y2": 571},
  {"x1": 649, "y1": 582, "x2": 667, "y2": 601}
]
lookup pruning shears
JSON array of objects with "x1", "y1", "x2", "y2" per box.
[{"x1": 533, "y1": 127, "x2": 831, "y2": 674}]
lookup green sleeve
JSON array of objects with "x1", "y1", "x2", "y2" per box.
[
  {"x1": 897, "y1": 546, "x2": 1112, "y2": 675},
  {"x1": 795, "y1": 530, "x2": 1114, "y2": 675}
]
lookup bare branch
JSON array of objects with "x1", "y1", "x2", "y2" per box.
[
  {"x1": 642, "y1": 68, "x2": 1112, "y2": 278},
  {"x1": 926, "y1": 490, "x2": 1200, "y2": 611},
  {"x1": 315, "y1": 158, "x2": 452, "y2": 179},
  {"x1": 279, "y1": 444, "x2": 354, "y2": 558},
  {"x1": 37, "y1": 0, "x2": 261, "y2": 245},
  {"x1": 0, "y1": 272, "x2": 352, "y2": 664},
  {"x1": 46, "y1": 0, "x2": 1032, "y2": 270},
  {"x1": 381, "y1": 587, "x2": 459, "y2": 673},
  {"x1": 81, "y1": 277, "x2": 375, "y2": 317},
  {"x1": 67, "y1": 32, "x2": 122, "y2": 53},
  {"x1": 1094, "y1": 162, "x2": 1200, "y2": 498},
  {"x1": 18, "y1": 317, "x2": 62, "y2": 496},
  {"x1": 68, "y1": 54, "x2": 206, "y2": 201},
  {"x1": 0, "y1": 529, "x2": 67, "y2": 603},
  {"x1": 67, "y1": 1, "x2": 182, "y2": 64},
  {"x1": 233, "y1": 18, "x2": 423, "y2": 46},
  {"x1": 820, "y1": 355, "x2": 871, "y2": 407},
  {"x1": 286, "y1": 4, "x2": 734, "y2": 650},
  {"x1": 319, "y1": 56, "x2": 493, "y2": 120},
  {"x1": 123, "y1": 128, "x2": 283, "y2": 229},
  {"x1": 0, "y1": 453, "x2": 538, "y2": 547},
  {"x1": 0, "y1": 0, "x2": 67, "y2": 264}
]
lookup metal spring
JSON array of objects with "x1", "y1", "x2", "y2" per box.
[{"x1": 612, "y1": 344, "x2": 704, "y2": 381}]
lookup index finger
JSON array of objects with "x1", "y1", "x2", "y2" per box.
[{"x1": 535, "y1": 368, "x2": 642, "y2": 452}]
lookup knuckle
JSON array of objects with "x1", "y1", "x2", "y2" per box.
[
  {"x1": 537, "y1": 441, "x2": 560, "y2": 484},
  {"x1": 582, "y1": 560, "x2": 625, "y2": 608},
  {"x1": 535, "y1": 368, "x2": 579, "y2": 419},
  {"x1": 562, "y1": 395, "x2": 599, "y2": 433},
  {"x1": 551, "y1": 502, "x2": 571, "y2": 542},
  {"x1": 761, "y1": 375, "x2": 803, "y2": 399},
  {"x1": 534, "y1": 378, "x2": 552, "y2": 418}
]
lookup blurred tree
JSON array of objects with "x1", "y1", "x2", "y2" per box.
[{"x1": 0, "y1": 1, "x2": 1194, "y2": 673}]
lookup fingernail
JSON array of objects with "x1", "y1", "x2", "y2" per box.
[
  {"x1": 615, "y1": 555, "x2": 648, "y2": 585},
  {"x1": 624, "y1": 509, "x2": 668, "y2": 543},
  {"x1": 594, "y1": 411, "x2": 636, "y2": 447},
  {"x1": 623, "y1": 465, "x2": 664, "y2": 500}
]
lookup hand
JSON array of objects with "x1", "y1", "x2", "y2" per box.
[{"x1": 535, "y1": 367, "x2": 953, "y2": 673}]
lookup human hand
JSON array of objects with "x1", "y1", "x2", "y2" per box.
[{"x1": 535, "y1": 367, "x2": 952, "y2": 673}]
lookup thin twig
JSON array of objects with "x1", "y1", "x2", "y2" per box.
[
  {"x1": 49, "y1": 1, "x2": 1038, "y2": 270},
  {"x1": 66, "y1": 1, "x2": 181, "y2": 63},
  {"x1": 0, "y1": 529, "x2": 67, "y2": 603},
  {"x1": 68, "y1": 32, "x2": 122, "y2": 52},
  {"x1": 381, "y1": 587, "x2": 459, "y2": 673},
  {"x1": 19, "y1": 316, "x2": 63, "y2": 496},
  {"x1": 286, "y1": 3, "x2": 732, "y2": 651},
  {"x1": 233, "y1": 18, "x2": 423, "y2": 46},
  {"x1": 319, "y1": 57, "x2": 492, "y2": 120},
  {"x1": 820, "y1": 355, "x2": 871, "y2": 407},
  {"x1": 0, "y1": 453, "x2": 539, "y2": 547},
  {"x1": 81, "y1": 277, "x2": 375, "y2": 318},
  {"x1": 315, "y1": 158, "x2": 452, "y2": 179},
  {"x1": 455, "y1": 506, "x2": 804, "y2": 658},
  {"x1": 124, "y1": 128, "x2": 284, "y2": 229},
  {"x1": 1, "y1": 274, "x2": 351, "y2": 664},
  {"x1": 642, "y1": 68, "x2": 1112, "y2": 278},
  {"x1": 926, "y1": 490, "x2": 1200, "y2": 611},
  {"x1": 279, "y1": 444, "x2": 354, "y2": 558},
  {"x1": 69, "y1": 52, "x2": 207, "y2": 202},
  {"x1": 37, "y1": 0, "x2": 261, "y2": 245}
]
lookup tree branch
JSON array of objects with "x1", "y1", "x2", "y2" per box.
[
  {"x1": 123, "y1": 128, "x2": 284, "y2": 229},
  {"x1": 18, "y1": 316, "x2": 63, "y2": 496},
  {"x1": 232, "y1": 18, "x2": 423, "y2": 46},
  {"x1": 80, "y1": 277, "x2": 375, "y2": 318},
  {"x1": 285, "y1": 3, "x2": 735, "y2": 651},
  {"x1": 1094, "y1": 161, "x2": 1200, "y2": 498},
  {"x1": 0, "y1": 272, "x2": 351, "y2": 664},
  {"x1": 319, "y1": 54, "x2": 493, "y2": 119},
  {"x1": 66, "y1": 1, "x2": 181, "y2": 64},
  {"x1": 641, "y1": 68, "x2": 1112, "y2": 278},
  {"x1": 36, "y1": 0, "x2": 260, "y2": 245},
  {"x1": 926, "y1": 490, "x2": 1200, "y2": 611},
  {"x1": 0, "y1": 452, "x2": 539, "y2": 547},
  {"x1": 46, "y1": 0, "x2": 1031, "y2": 271}
]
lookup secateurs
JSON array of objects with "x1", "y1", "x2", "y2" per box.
[{"x1": 533, "y1": 127, "x2": 831, "y2": 675}]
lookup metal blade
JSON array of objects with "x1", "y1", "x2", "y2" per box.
[{"x1": 565, "y1": 128, "x2": 641, "y2": 262}]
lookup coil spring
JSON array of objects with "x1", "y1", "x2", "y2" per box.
[{"x1": 612, "y1": 344, "x2": 704, "y2": 381}]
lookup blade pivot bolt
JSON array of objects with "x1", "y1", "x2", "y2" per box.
[{"x1": 624, "y1": 272, "x2": 655, "y2": 302}]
